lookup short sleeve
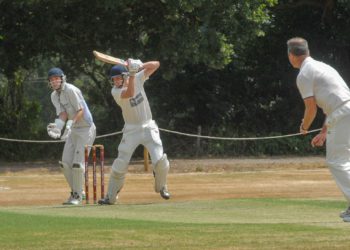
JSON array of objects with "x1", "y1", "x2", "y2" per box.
[{"x1": 297, "y1": 72, "x2": 314, "y2": 99}]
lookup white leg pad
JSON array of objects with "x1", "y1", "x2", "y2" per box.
[
  {"x1": 153, "y1": 154, "x2": 170, "y2": 193},
  {"x1": 59, "y1": 161, "x2": 73, "y2": 190},
  {"x1": 107, "y1": 159, "x2": 128, "y2": 204},
  {"x1": 72, "y1": 163, "x2": 84, "y2": 197}
]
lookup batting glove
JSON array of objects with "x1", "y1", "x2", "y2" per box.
[{"x1": 127, "y1": 58, "x2": 143, "y2": 76}]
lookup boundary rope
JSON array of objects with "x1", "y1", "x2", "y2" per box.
[
  {"x1": 0, "y1": 128, "x2": 321, "y2": 144},
  {"x1": 159, "y1": 128, "x2": 321, "y2": 140}
]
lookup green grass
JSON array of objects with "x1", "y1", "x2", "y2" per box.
[{"x1": 1, "y1": 198, "x2": 350, "y2": 249}]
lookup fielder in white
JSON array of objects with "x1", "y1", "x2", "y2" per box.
[
  {"x1": 98, "y1": 59, "x2": 170, "y2": 205},
  {"x1": 287, "y1": 37, "x2": 350, "y2": 222},
  {"x1": 47, "y1": 67, "x2": 96, "y2": 205}
]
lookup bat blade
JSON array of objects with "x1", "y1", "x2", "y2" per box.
[{"x1": 93, "y1": 50, "x2": 128, "y2": 66}]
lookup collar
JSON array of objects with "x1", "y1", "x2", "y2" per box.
[{"x1": 300, "y1": 56, "x2": 312, "y2": 70}]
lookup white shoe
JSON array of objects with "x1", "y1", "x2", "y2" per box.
[
  {"x1": 63, "y1": 192, "x2": 82, "y2": 205},
  {"x1": 68, "y1": 198, "x2": 82, "y2": 205},
  {"x1": 62, "y1": 192, "x2": 74, "y2": 205},
  {"x1": 340, "y1": 206, "x2": 350, "y2": 218}
]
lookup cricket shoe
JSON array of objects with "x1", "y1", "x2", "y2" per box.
[
  {"x1": 62, "y1": 192, "x2": 74, "y2": 205},
  {"x1": 63, "y1": 192, "x2": 82, "y2": 205},
  {"x1": 160, "y1": 186, "x2": 170, "y2": 200},
  {"x1": 340, "y1": 206, "x2": 350, "y2": 218},
  {"x1": 98, "y1": 197, "x2": 114, "y2": 205},
  {"x1": 343, "y1": 216, "x2": 350, "y2": 222}
]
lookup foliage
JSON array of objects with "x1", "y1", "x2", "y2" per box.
[{"x1": 2, "y1": 0, "x2": 350, "y2": 159}]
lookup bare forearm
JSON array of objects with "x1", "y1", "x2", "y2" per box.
[
  {"x1": 302, "y1": 106, "x2": 317, "y2": 130},
  {"x1": 143, "y1": 61, "x2": 160, "y2": 77},
  {"x1": 73, "y1": 109, "x2": 84, "y2": 123},
  {"x1": 58, "y1": 112, "x2": 68, "y2": 122},
  {"x1": 320, "y1": 121, "x2": 327, "y2": 134},
  {"x1": 301, "y1": 97, "x2": 317, "y2": 130},
  {"x1": 122, "y1": 77, "x2": 135, "y2": 98}
]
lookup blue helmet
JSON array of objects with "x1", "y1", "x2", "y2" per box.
[
  {"x1": 110, "y1": 65, "x2": 128, "y2": 78},
  {"x1": 48, "y1": 67, "x2": 66, "y2": 90},
  {"x1": 48, "y1": 67, "x2": 65, "y2": 78}
]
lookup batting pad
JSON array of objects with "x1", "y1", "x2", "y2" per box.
[
  {"x1": 107, "y1": 171, "x2": 125, "y2": 204},
  {"x1": 59, "y1": 161, "x2": 73, "y2": 190},
  {"x1": 154, "y1": 154, "x2": 170, "y2": 193},
  {"x1": 72, "y1": 163, "x2": 84, "y2": 197}
]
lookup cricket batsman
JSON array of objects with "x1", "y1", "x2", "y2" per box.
[{"x1": 98, "y1": 59, "x2": 170, "y2": 205}]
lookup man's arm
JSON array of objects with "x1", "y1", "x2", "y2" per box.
[
  {"x1": 120, "y1": 60, "x2": 159, "y2": 99},
  {"x1": 58, "y1": 111, "x2": 68, "y2": 122},
  {"x1": 121, "y1": 76, "x2": 135, "y2": 99},
  {"x1": 73, "y1": 109, "x2": 83, "y2": 123},
  {"x1": 300, "y1": 96, "x2": 317, "y2": 134},
  {"x1": 143, "y1": 61, "x2": 160, "y2": 78},
  {"x1": 311, "y1": 121, "x2": 327, "y2": 147}
]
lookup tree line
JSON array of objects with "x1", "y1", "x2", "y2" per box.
[{"x1": 1, "y1": 0, "x2": 348, "y2": 160}]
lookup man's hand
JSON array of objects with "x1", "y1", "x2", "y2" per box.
[
  {"x1": 61, "y1": 120, "x2": 73, "y2": 140},
  {"x1": 299, "y1": 119, "x2": 308, "y2": 135},
  {"x1": 127, "y1": 58, "x2": 143, "y2": 76},
  {"x1": 311, "y1": 132, "x2": 327, "y2": 147},
  {"x1": 47, "y1": 119, "x2": 65, "y2": 139},
  {"x1": 47, "y1": 123, "x2": 62, "y2": 139}
]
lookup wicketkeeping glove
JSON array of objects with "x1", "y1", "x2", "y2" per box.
[
  {"x1": 127, "y1": 58, "x2": 143, "y2": 76},
  {"x1": 47, "y1": 119, "x2": 65, "y2": 139},
  {"x1": 60, "y1": 120, "x2": 73, "y2": 141}
]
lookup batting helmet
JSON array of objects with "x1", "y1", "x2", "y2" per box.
[
  {"x1": 48, "y1": 67, "x2": 66, "y2": 90},
  {"x1": 110, "y1": 65, "x2": 128, "y2": 78},
  {"x1": 48, "y1": 67, "x2": 65, "y2": 78}
]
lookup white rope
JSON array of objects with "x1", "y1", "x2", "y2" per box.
[
  {"x1": 0, "y1": 128, "x2": 321, "y2": 143},
  {"x1": 159, "y1": 128, "x2": 321, "y2": 140},
  {"x1": 95, "y1": 131, "x2": 123, "y2": 138},
  {"x1": 0, "y1": 131, "x2": 124, "y2": 143},
  {"x1": 0, "y1": 138, "x2": 64, "y2": 143}
]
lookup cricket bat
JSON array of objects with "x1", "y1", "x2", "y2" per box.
[{"x1": 93, "y1": 50, "x2": 128, "y2": 66}]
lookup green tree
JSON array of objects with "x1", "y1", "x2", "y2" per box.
[{"x1": 0, "y1": 0, "x2": 277, "y2": 159}]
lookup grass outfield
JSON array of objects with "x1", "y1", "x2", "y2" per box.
[{"x1": 1, "y1": 198, "x2": 350, "y2": 249}]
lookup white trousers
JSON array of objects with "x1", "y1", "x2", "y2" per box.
[
  {"x1": 113, "y1": 120, "x2": 164, "y2": 174},
  {"x1": 61, "y1": 124, "x2": 96, "y2": 193},
  {"x1": 62, "y1": 124, "x2": 96, "y2": 165},
  {"x1": 326, "y1": 105, "x2": 350, "y2": 204}
]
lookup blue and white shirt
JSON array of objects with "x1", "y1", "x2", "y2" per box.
[{"x1": 51, "y1": 83, "x2": 93, "y2": 127}]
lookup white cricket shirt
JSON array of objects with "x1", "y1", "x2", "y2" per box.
[
  {"x1": 297, "y1": 57, "x2": 350, "y2": 116},
  {"x1": 51, "y1": 83, "x2": 93, "y2": 127},
  {"x1": 111, "y1": 70, "x2": 152, "y2": 125}
]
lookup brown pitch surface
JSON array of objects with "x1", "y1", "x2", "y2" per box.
[{"x1": 0, "y1": 156, "x2": 343, "y2": 206}]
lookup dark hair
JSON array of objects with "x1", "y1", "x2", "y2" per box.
[{"x1": 287, "y1": 37, "x2": 309, "y2": 56}]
